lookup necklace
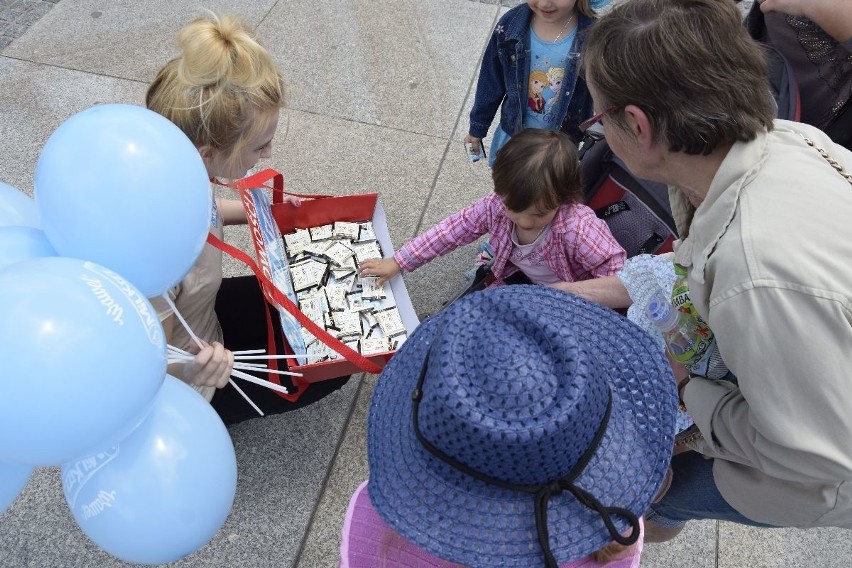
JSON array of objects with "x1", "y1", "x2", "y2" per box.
[
  {"x1": 547, "y1": 13, "x2": 576, "y2": 43},
  {"x1": 515, "y1": 223, "x2": 548, "y2": 246}
]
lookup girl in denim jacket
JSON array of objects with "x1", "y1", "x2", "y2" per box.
[{"x1": 464, "y1": 0, "x2": 610, "y2": 166}]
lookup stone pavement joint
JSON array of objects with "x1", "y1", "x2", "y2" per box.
[{"x1": 0, "y1": 0, "x2": 60, "y2": 50}]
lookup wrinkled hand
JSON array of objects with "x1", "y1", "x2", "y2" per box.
[
  {"x1": 359, "y1": 257, "x2": 401, "y2": 287},
  {"x1": 183, "y1": 341, "x2": 234, "y2": 389},
  {"x1": 463, "y1": 134, "x2": 483, "y2": 155}
]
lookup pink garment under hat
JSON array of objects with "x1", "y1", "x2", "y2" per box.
[{"x1": 339, "y1": 481, "x2": 643, "y2": 568}]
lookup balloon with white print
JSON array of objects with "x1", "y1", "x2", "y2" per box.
[
  {"x1": 62, "y1": 376, "x2": 237, "y2": 565},
  {"x1": 34, "y1": 103, "x2": 211, "y2": 297},
  {"x1": 0, "y1": 257, "x2": 166, "y2": 465}
]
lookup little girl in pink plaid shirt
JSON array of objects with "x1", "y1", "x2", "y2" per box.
[{"x1": 360, "y1": 128, "x2": 625, "y2": 289}]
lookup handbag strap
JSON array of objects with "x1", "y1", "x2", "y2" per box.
[
  {"x1": 212, "y1": 168, "x2": 335, "y2": 203},
  {"x1": 799, "y1": 133, "x2": 852, "y2": 186}
]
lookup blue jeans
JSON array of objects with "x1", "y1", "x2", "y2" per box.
[{"x1": 646, "y1": 451, "x2": 777, "y2": 528}]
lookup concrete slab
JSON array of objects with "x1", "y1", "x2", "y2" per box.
[
  {"x1": 295, "y1": 374, "x2": 376, "y2": 568},
  {"x1": 718, "y1": 523, "x2": 852, "y2": 568},
  {"x1": 3, "y1": 0, "x2": 278, "y2": 82},
  {"x1": 641, "y1": 520, "x2": 718, "y2": 568},
  {"x1": 258, "y1": 0, "x2": 497, "y2": 138},
  {"x1": 0, "y1": 56, "x2": 145, "y2": 192}
]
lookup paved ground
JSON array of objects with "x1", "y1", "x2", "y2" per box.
[{"x1": 1, "y1": 0, "x2": 851, "y2": 567}]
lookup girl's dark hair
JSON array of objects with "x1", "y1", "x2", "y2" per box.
[{"x1": 491, "y1": 129, "x2": 583, "y2": 212}]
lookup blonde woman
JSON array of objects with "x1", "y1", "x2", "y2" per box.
[{"x1": 147, "y1": 14, "x2": 348, "y2": 424}]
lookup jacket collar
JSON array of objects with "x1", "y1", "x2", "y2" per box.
[{"x1": 674, "y1": 129, "x2": 769, "y2": 284}]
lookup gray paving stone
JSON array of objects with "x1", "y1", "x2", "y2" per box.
[
  {"x1": 257, "y1": 0, "x2": 497, "y2": 138},
  {"x1": 295, "y1": 374, "x2": 375, "y2": 568},
  {"x1": 2, "y1": 0, "x2": 279, "y2": 82},
  {"x1": 641, "y1": 520, "x2": 718, "y2": 568},
  {"x1": 0, "y1": 56, "x2": 146, "y2": 193},
  {"x1": 719, "y1": 523, "x2": 852, "y2": 568}
]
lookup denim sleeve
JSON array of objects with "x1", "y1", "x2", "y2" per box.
[{"x1": 468, "y1": 27, "x2": 507, "y2": 139}]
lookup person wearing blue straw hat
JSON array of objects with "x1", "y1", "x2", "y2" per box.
[{"x1": 345, "y1": 285, "x2": 677, "y2": 567}]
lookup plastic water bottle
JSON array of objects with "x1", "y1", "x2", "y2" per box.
[
  {"x1": 646, "y1": 289, "x2": 713, "y2": 368},
  {"x1": 670, "y1": 265, "x2": 728, "y2": 379}
]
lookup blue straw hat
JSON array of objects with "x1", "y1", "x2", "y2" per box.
[{"x1": 367, "y1": 286, "x2": 676, "y2": 567}]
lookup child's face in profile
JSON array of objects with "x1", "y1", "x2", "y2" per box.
[{"x1": 504, "y1": 201, "x2": 559, "y2": 233}]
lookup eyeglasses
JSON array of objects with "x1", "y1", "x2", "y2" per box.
[{"x1": 579, "y1": 106, "x2": 620, "y2": 142}]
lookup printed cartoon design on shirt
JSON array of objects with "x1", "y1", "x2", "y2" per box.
[
  {"x1": 543, "y1": 67, "x2": 565, "y2": 119},
  {"x1": 528, "y1": 70, "x2": 548, "y2": 114},
  {"x1": 525, "y1": 27, "x2": 576, "y2": 130}
]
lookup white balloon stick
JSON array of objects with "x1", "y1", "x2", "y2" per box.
[
  {"x1": 232, "y1": 363, "x2": 301, "y2": 377},
  {"x1": 230, "y1": 368, "x2": 291, "y2": 395},
  {"x1": 228, "y1": 379, "x2": 264, "y2": 417},
  {"x1": 162, "y1": 294, "x2": 203, "y2": 349}
]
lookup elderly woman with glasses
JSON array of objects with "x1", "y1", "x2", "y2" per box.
[{"x1": 565, "y1": 0, "x2": 852, "y2": 543}]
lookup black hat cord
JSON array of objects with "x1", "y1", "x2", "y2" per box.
[{"x1": 411, "y1": 352, "x2": 640, "y2": 568}]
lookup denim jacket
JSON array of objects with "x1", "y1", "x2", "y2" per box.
[{"x1": 468, "y1": 4, "x2": 594, "y2": 144}]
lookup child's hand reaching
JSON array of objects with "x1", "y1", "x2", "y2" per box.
[
  {"x1": 282, "y1": 195, "x2": 302, "y2": 206},
  {"x1": 359, "y1": 258, "x2": 400, "y2": 287}
]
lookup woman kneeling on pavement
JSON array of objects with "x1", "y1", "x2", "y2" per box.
[{"x1": 570, "y1": 0, "x2": 852, "y2": 541}]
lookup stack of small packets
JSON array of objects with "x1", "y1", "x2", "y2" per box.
[{"x1": 282, "y1": 221, "x2": 407, "y2": 361}]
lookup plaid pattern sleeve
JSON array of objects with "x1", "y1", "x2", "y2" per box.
[
  {"x1": 394, "y1": 195, "x2": 497, "y2": 272},
  {"x1": 559, "y1": 204, "x2": 626, "y2": 280}
]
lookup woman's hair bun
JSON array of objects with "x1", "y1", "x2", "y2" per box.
[{"x1": 176, "y1": 13, "x2": 273, "y2": 90}]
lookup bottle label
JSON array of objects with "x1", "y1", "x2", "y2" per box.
[{"x1": 670, "y1": 264, "x2": 713, "y2": 365}]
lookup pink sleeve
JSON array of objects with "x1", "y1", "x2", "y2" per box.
[
  {"x1": 394, "y1": 195, "x2": 498, "y2": 272},
  {"x1": 566, "y1": 206, "x2": 626, "y2": 278}
]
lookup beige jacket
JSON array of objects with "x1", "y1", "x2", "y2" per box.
[{"x1": 674, "y1": 120, "x2": 852, "y2": 528}]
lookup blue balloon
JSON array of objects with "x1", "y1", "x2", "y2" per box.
[
  {"x1": 0, "y1": 226, "x2": 57, "y2": 271},
  {"x1": 0, "y1": 460, "x2": 33, "y2": 515},
  {"x1": 0, "y1": 181, "x2": 40, "y2": 228},
  {"x1": 62, "y1": 376, "x2": 237, "y2": 565},
  {"x1": 0, "y1": 257, "x2": 166, "y2": 466},
  {"x1": 34, "y1": 104, "x2": 211, "y2": 297}
]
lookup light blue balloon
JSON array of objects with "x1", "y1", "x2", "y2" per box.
[
  {"x1": 0, "y1": 226, "x2": 57, "y2": 271},
  {"x1": 0, "y1": 181, "x2": 40, "y2": 228},
  {"x1": 62, "y1": 376, "x2": 237, "y2": 565},
  {"x1": 0, "y1": 257, "x2": 166, "y2": 466},
  {"x1": 34, "y1": 103, "x2": 211, "y2": 297},
  {"x1": 0, "y1": 460, "x2": 33, "y2": 515}
]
